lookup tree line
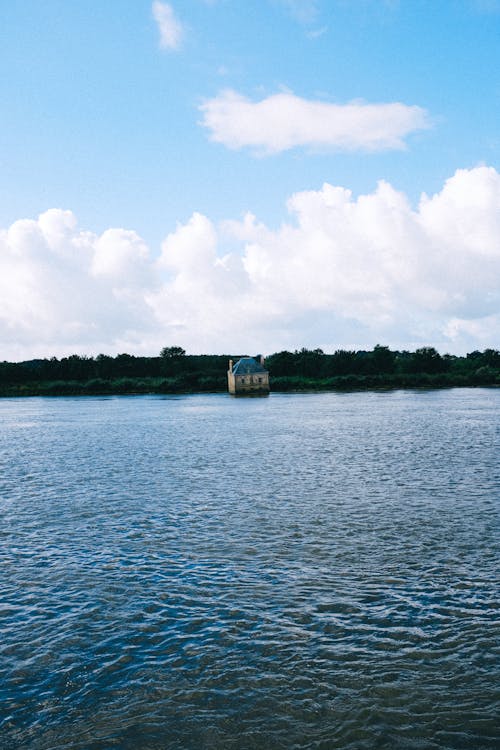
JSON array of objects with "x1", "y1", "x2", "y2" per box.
[
  {"x1": 265, "y1": 346, "x2": 500, "y2": 391},
  {"x1": 0, "y1": 345, "x2": 498, "y2": 396}
]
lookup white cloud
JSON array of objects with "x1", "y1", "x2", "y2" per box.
[
  {"x1": 1, "y1": 167, "x2": 499, "y2": 360},
  {"x1": 152, "y1": 1, "x2": 184, "y2": 51},
  {"x1": 279, "y1": 0, "x2": 319, "y2": 24},
  {"x1": 199, "y1": 90, "x2": 431, "y2": 154},
  {"x1": 306, "y1": 26, "x2": 328, "y2": 39},
  {"x1": 0, "y1": 210, "x2": 158, "y2": 360}
]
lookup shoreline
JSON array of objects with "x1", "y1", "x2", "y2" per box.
[{"x1": 0, "y1": 379, "x2": 498, "y2": 398}]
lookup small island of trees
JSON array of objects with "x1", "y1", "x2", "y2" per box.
[{"x1": 0, "y1": 345, "x2": 499, "y2": 397}]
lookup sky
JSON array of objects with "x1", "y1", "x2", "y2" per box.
[{"x1": 0, "y1": 0, "x2": 499, "y2": 360}]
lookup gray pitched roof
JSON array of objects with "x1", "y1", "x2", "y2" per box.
[{"x1": 232, "y1": 357, "x2": 267, "y2": 374}]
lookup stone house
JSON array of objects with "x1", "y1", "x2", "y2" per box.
[{"x1": 227, "y1": 356, "x2": 270, "y2": 395}]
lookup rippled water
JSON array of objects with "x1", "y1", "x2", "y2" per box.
[{"x1": 0, "y1": 389, "x2": 499, "y2": 749}]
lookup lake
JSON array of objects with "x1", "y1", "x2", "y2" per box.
[{"x1": 0, "y1": 389, "x2": 498, "y2": 749}]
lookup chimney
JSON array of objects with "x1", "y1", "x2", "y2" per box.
[
  {"x1": 229, "y1": 359, "x2": 233, "y2": 371},
  {"x1": 260, "y1": 355, "x2": 265, "y2": 366}
]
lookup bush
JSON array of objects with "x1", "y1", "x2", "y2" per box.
[{"x1": 83, "y1": 378, "x2": 111, "y2": 393}]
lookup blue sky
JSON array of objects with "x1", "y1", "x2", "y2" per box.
[{"x1": 0, "y1": 1, "x2": 499, "y2": 358}]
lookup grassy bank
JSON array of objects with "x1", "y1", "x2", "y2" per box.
[{"x1": 0, "y1": 371, "x2": 498, "y2": 397}]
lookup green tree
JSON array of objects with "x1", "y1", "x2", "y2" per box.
[
  {"x1": 411, "y1": 347, "x2": 447, "y2": 374},
  {"x1": 265, "y1": 350, "x2": 296, "y2": 376},
  {"x1": 371, "y1": 344, "x2": 396, "y2": 374},
  {"x1": 160, "y1": 346, "x2": 186, "y2": 359}
]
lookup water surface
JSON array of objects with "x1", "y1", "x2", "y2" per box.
[{"x1": 0, "y1": 390, "x2": 498, "y2": 749}]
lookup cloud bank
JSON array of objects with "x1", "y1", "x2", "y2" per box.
[
  {"x1": 1, "y1": 167, "x2": 499, "y2": 360},
  {"x1": 199, "y1": 90, "x2": 430, "y2": 154},
  {"x1": 152, "y1": 1, "x2": 184, "y2": 50}
]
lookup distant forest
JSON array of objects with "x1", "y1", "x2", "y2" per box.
[{"x1": 0, "y1": 345, "x2": 499, "y2": 396}]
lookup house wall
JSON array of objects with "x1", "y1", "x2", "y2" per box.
[{"x1": 227, "y1": 364, "x2": 269, "y2": 394}]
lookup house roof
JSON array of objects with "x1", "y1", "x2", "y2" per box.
[{"x1": 232, "y1": 357, "x2": 267, "y2": 374}]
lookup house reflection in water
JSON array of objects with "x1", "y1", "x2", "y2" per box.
[{"x1": 227, "y1": 356, "x2": 270, "y2": 395}]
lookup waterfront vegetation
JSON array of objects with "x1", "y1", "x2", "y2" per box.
[{"x1": 0, "y1": 345, "x2": 499, "y2": 396}]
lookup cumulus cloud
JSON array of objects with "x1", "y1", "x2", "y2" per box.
[
  {"x1": 152, "y1": 1, "x2": 184, "y2": 51},
  {"x1": 199, "y1": 90, "x2": 430, "y2": 154},
  {"x1": 0, "y1": 210, "x2": 158, "y2": 360},
  {"x1": 1, "y1": 167, "x2": 499, "y2": 360}
]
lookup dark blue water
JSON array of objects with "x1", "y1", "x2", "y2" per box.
[{"x1": 0, "y1": 390, "x2": 498, "y2": 749}]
